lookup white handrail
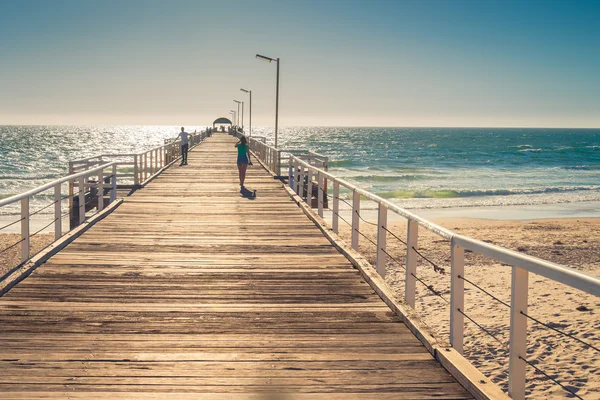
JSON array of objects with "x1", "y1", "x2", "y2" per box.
[
  {"x1": 288, "y1": 153, "x2": 600, "y2": 400},
  {"x1": 0, "y1": 162, "x2": 116, "y2": 208}
]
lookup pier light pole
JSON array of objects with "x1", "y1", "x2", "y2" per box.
[
  {"x1": 240, "y1": 88, "x2": 252, "y2": 136},
  {"x1": 233, "y1": 100, "x2": 241, "y2": 128},
  {"x1": 256, "y1": 53, "x2": 280, "y2": 148},
  {"x1": 234, "y1": 100, "x2": 244, "y2": 131},
  {"x1": 229, "y1": 110, "x2": 236, "y2": 127}
]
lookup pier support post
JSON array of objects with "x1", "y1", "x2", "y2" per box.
[
  {"x1": 509, "y1": 266, "x2": 529, "y2": 400},
  {"x1": 54, "y1": 183, "x2": 62, "y2": 240},
  {"x1": 405, "y1": 220, "x2": 419, "y2": 308},
  {"x1": 351, "y1": 190, "x2": 360, "y2": 250},
  {"x1": 376, "y1": 203, "x2": 387, "y2": 277},
  {"x1": 450, "y1": 240, "x2": 465, "y2": 354},
  {"x1": 20, "y1": 197, "x2": 30, "y2": 262},
  {"x1": 332, "y1": 181, "x2": 339, "y2": 234}
]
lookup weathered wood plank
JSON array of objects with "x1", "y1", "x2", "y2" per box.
[{"x1": 0, "y1": 134, "x2": 474, "y2": 398}]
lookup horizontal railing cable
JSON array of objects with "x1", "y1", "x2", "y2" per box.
[
  {"x1": 412, "y1": 273, "x2": 450, "y2": 304},
  {"x1": 520, "y1": 311, "x2": 600, "y2": 353},
  {"x1": 383, "y1": 225, "x2": 407, "y2": 245},
  {"x1": 457, "y1": 308, "x2": 507, "y2": 346},
  {"x1": 0, "y1": 217, "x2": 25, "y2": 232},
  {"x1": 29, "y1": 218, "x2": 59, "y2": 240},
  {"x1": 0, "y1": 237, "x2": 27, "y2": 256},
  {"x1": 519, "y1": 356, "x2": 584, "y2": 400},
  {"x1": 460, "y1": 274, "x2": 600, "y2": 354},
  {"x1": 459, "y1": 275, "x2": 511, "y2": 309},
  {"x1": 29, "y1": 198, "x2": 60, "y2": 217}
]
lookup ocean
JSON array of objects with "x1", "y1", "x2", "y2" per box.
[{"x1": 1, "y1": 125, "x2": 600, "y2": 216}]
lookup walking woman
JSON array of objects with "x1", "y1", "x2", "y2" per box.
[{"x1": 235, "y1": 136, "x2": 253, "y2": 186}]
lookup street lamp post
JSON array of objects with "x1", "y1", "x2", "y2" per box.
[
  {"x1": 256, "y1": 54, "x2": 280, "y2": 148},
  {"x1": 240, "y1": 88, "x2": 251, "y2": 136},
  {"x1": 234, "y1": 100, "x2": 244, "y2": 131},
  {"x1": 233, "y1": 100, "x2": 241, "y2": 128},
  {"x1": 229, "y1": 110, "x2": 236, "y2": 129}
]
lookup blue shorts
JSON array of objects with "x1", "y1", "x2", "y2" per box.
[{"x1": 237, "y1": 155, "x2": 249, "y2": 166}]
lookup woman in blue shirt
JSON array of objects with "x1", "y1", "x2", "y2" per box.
[{"x1": 235, "y1": 136, "x2": 253, "y2": 186}]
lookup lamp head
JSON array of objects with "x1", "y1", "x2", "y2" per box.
[
  {"x1": 240, "y1": 88, "x2": 250, "y2": 93},
  {"x1": 233, "y1": 100, "x2": 241, "y2": 104},
  {"x1": 256, "y1": 54, "x2": 274, "y2": 63}
]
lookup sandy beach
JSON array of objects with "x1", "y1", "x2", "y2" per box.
[
  {"x1": 0, "y1": 233, "x2": 54, "y2": 278},
  {"x1": 335, "y1": 217, "x2": 600, "y2": 399}
]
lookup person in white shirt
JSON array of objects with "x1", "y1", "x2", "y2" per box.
[{"x1": 175, "y1": 127, "x2": 189, "y2": 165}]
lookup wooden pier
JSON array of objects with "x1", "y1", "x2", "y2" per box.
[{"x1": 0, "y1": 134, "x2": 476, "y2": 398}]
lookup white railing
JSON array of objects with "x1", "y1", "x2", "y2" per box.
[
  {"x1": 0, "y1": 162, "x2": 117, "y2": 265},
  {"x1": 289, "y1": 154, "x2": 600, "y2": 400},
  {"x1": 230, "y1": 130, "x2": 328, "y2": 176},
  {"x1": 69, "y1": 130, "x2": 209, "y2": 186}
]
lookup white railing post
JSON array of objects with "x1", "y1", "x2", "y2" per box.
[
  {"x1": 405, "y1": 220, "x2": 419, "y2": 308},
  {"x1": 276, "y1": 150, "x2": 281, "y2": 176},
  {"x1": 111, "y1": 164, "x2": 117, "y2": 202},
  {"x1": 307, "y1": 168, "x2": 313, "y2": 206},
  {"x1": 150, "y1": 150, "x2": 154, "y2": 175},
  {"x1": 317, "y1": 172, "x2": 324, "y2": 217},
  {"x1": 78, "y1": 175, "x2": 85, "y2": 224},
  {"x1": 20, "y1": 197, "x2": 30, "y2": 262},
  {"x1": 144, "y1": 152, "x2": 148, "y2": 181},
  {"x1": 54, "y1": 183, "x2": 62, "y2": 240},
  {"x1": 299, "y1": 166, "x2": 305, "y2": 200},
  {"x1": 351, "y1": 190, "x2": 360, "y2": 250},
  {"x1": 295, "y1": 164, "x2": 301, "y2": 195},
  {"x1": 376, "y1": 203, "x2": 387, "y2": 277},
  {"x1": 450, "y1": 240, "x2": 465, "y2": 354},
  {"x1": 288, "y1": 156, "x2": 294, "y2": 188},
  {"x1": 97, "y1": 168, "x2": 104, "y2": 211},
  {"x1": 332, "y1": 181, "x2": 339, "y2": 234},
  {"x1": 133, "y1": 155, "x2": 139, "y2": 186},
  {"x1": 509, "y1": 266, "x2": 529, "y2": 400}
]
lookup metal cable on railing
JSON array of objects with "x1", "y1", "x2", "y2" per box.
[
  {"x1": 458, "y1": 275, "x2": 592, "y2": 399},
  {"x1": 519, "y1": 356, "x2": 584, "y2": 400},
  {"x1": 0, "y1": 237, "x2": 27, "y2": 256},
  {"x1": 29, "y1": 218, "x2": 59, "y2": 240},
  {"x1": 412, "y1": 273, "x2": 450, "y2": 303},
  {"x1": 460, "y1": 274, "x2": 600, "y2": 353},
  {"x1": 459, "y1": 275, "x2": 511, "y2": 308},
  {"x1": 29, "y1": 198, "x2": 60, "y2": 217},
  {"x1": 0, "y1": 217, "x2": 25, "y2": 232},
  {"x1": 458, "y1": 308, "x2": 507, "y2": 346},
  {"x1": 520, "y1": 311, "x2": 599, "y2": 354}
]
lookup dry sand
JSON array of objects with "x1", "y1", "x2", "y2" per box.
[
  {"x1": 0, "y1": 233, "x2": 54, "y2": 278},
  {"x1": 337, "y1": 217, "x2": 600, "y2": 399}
]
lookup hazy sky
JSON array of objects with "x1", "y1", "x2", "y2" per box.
[{"x1": 0, "y1": 0, "x2": 599, "y2": 127}]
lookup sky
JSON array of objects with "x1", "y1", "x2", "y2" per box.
[{"x1": 0, "y1": 0, "x2": 599, "y2": 127}]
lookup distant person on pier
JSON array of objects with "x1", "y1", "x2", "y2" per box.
[
  {"x1": 235, "y1": 136, "x2": 253, "y2": 186},
  {"x1": 175, "y1": 127, "x2": 189, "y2": 166}
]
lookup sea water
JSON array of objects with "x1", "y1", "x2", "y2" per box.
[{"x1": 1, "y1": 126, "x2": 599, "y2": 216}]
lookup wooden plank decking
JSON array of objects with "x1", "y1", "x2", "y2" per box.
[{"x1": 0, "y1": 134, "x2": 474, "y2": 399}]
